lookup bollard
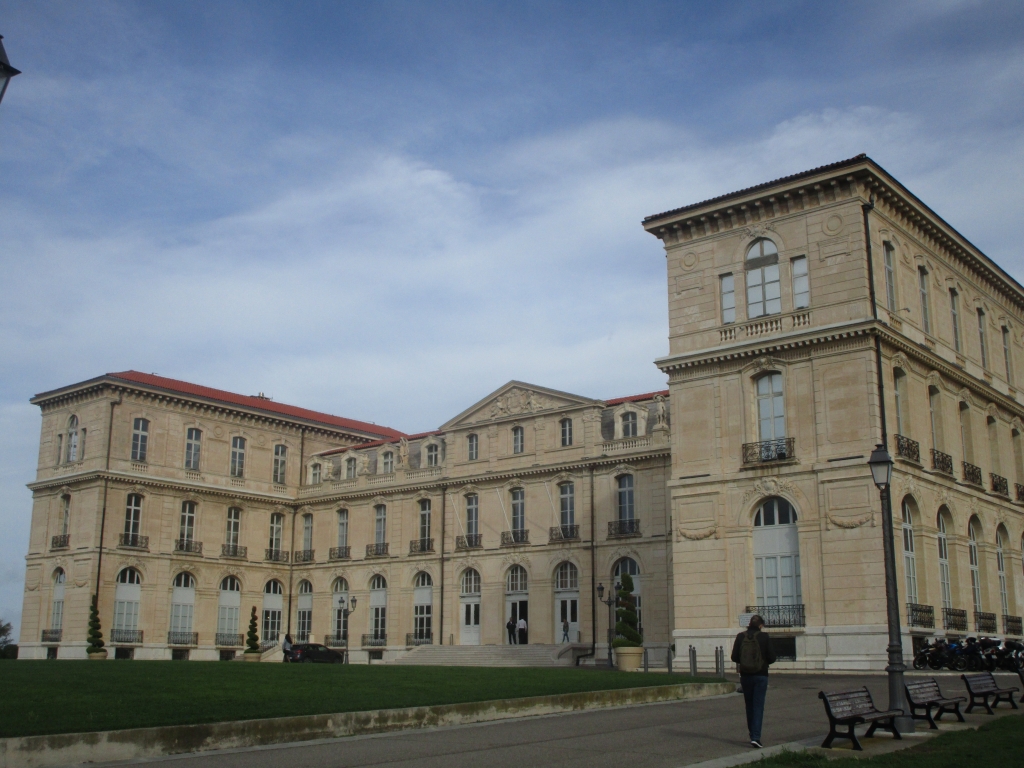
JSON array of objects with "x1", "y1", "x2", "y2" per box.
[
  {"x1": 667, "y1": 644, "x2": 673, "y2": 674},
  {"x1": 688, "y1": 644, "x2": 697, "y2": 677},
  {"x1": 715, "y1": 646, "x2": 725, "y2": 677},
  {"x1": 643, "y1": 647, "x2": 649, "y2": 673}
]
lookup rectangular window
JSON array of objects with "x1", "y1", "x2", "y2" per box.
[
  {"x1": 226, "y1": 508, "x2": 240, "y2": 547},
  {"x1": 978, "y1": 309, "x2": 988, "y2": 369},
  {"x1": 337, "y1": 509, "x2": 349, "y2": 547},
  {"x1": 269, "y1": 513, "x2": 283, "y2": 551},
  {"x1": 467, "y1": 435, "x2": 478, "y2": 461},
  {"x1": 382, "y1": 452, "x2": 394, "y2": 473},
  {"x1": 179, "y1": 501, "x2": 196, "y2": 543},
  {"x1": 511, "y1": 489, "x2": 525, "y2": 531},
  {"x1": 1003, "y1": 327, "x2": 1013, "y2": 384},
  {"x1": 918, "y1": 268, "x2": 931, "y2": 335},
  {"x1": 414, "y1": 604, "x2": 432, "y2": 639},
  {"x1": 131, "y1": 418, "x2": 149, "y2": 462},
  {"x1": 426, "y1": 444, "x2": 439, "y2": 467},
  {"x1": 791, "y1": 257, "x2": 809, "y2": 309},
  {"x1": 883, "y1": 242, "x2": 897, "y2": 312},
  {"x1": 262, "y1": 609, "x2": 282, "y2": 641},
  {"x1": 466, "y1": 494, "x2": 479, "y2": 536},
  {"x1": 273, "y1": 445, "x2": 287, "y2": 484},
  {"x1": 621, "y1": 412, "x2": 638, "y2": 438},
  {"x1": 113, "y1": 600, "x2": 140, "y2": 631},
  {"x1": 51, "y1": 599, "x2": 64, "y2": 631},
  {"x1": 230, "y1": 437, "x2": 246, "y2": 478},
  {"x1": 617, "y1": 475, "x2": 635, "y2": 521},
  {"x1": 218, "y1": 605, "x2": 240, "y2": 635},
  {"x1": 559, "y1": 483, "x2": 575, "y2": 527},
  {"x1": 560, "y1": 419, "x2": 573, "y2": 447},
  {"x1": 929, "y1": 386, "x2": 942, "y2": 451},
  {"x1": 950, "y1": 290, "x2": 961, "y2": 353},
  {"x1": 419, "y1": 500, "x2": 431, "y2": 540},
  {"x1": 124, "y1": 494, "x2": 142, "y2": 536},
  {"x1": 346, "y1": 457, "x2": 356, "y2": 479},
  {"x1": 375, "y1": 505, "x2": 387, "y2": 544},
  {"x1": 720, "y1": 274, "x2": 735, "y2": 324},
  {"x1": 302, "y1": 513, "x2": 313, "y2": 551},
  {"x1": 746, "y1": 264, "x2": 781, "y2": 318},
  {"x1": 512, "y1": 427, "x2": 524, "y2": 454},
  {"x1": 296, "y1": 610, "x2": 311, "y2": 640},
  {"x1": 55, "y1": 435, "x2": 62, "y2": 465},
  {"x1": 184, "y1": 428, "x2": 202, "y2": 471},
  {"x1": 61, "y1": 496, "x2": 71, "y2": 536},
  {"x1": 372, "y1": 606, "x2": 387, "y2": 639},
  {"x1": 310, "y1": 463, "x2": 321, "y2": 484},
  {"x1": 893, "y1": 370, "x2": 907, "y2": 437},
  {"x1": 170, "y1": 603, "x2": 193, "y2": 634}
]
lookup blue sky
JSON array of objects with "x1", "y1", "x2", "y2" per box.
[{"x1": 1, "y1": 1, "x2": 1022, "y2": 637}]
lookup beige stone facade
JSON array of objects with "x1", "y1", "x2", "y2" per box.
[
  {"x1": 20, "y1": 373, "x2": 673, "y2": 662},
  {"x1": 645, "y1": 154, "x2": 1024, "y2": 670}
]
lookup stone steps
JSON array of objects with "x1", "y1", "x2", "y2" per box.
[{"x1": 391, "y1": 643, "x2": 578, "y2": 666}]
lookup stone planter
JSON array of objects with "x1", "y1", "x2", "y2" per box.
[
  {"x1": 614, "y1": 646, "x2": 643, "y2": 672},
  {"x1": 243, "y1": 652, "x2": 261, "y2": 662},
  {"x1": 88, "y1": 649, "x2": 108, "y2": 660}
]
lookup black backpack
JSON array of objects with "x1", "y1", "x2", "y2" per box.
[{"x1": 738, "y1": 630, "x2": 764, "y2": 674}]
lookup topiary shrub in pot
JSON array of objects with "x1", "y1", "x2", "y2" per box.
[
  {"x1": 613, "y1": 573, "x2": 643, "y2": 671},
  {"x1": 87, "y1": 595, "x2": 107, "y2": 660},
  {"x1": 244, "y1": 605, "x2": 261, "y2": 661}
]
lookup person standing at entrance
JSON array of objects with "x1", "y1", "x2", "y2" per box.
[
  {"x1": 730, "y1": 614, "x2": 775, "y2": 748},
  {"x1": 517, "y1": 616, "x2": 527, "y2": 645},
  {"x1": 506, "y1": 616, "x2": 517, "y2": 644},
  {"x1": 561, "y1": 619, "x2": 570, "y2": 643},
  {"x1": 282, "y1": 634, "x2": 293, "y2": 663}
]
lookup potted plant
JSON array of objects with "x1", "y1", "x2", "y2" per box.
[
  {"x1": 243, "y1": 606, "x2": 261, "y2": 661},
  {"x1": 613, "y1": 574, "x2": 643, "y2": 671},
  {"x1": 87, "y1": 595, "x2": 107, "y2": 660}
]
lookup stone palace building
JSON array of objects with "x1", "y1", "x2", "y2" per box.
[{"x1": 19, "y1": 155, "x2": 1024, "y2": 668}]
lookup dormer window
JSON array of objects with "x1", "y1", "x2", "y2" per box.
[
  {"x1": 310, "y1": 463, "x2": 321, "y2": 485},
  {"x1": 426, "y1": 444, "x2": 439, "y2": 467},
  {"x1": 622, "y1": 412, "x2": 638, "y2": 438},
  {"x1": 745, "y1": 239, "x2": 781, "y2": 318},
  {"x1": 467, "y1": 434, "x2": 479, "y2": 461},
  {"x1": 382, "y1": 451, "x2": 394, "y2": 473},
  {"x1": 345, "y1": 457, "x2": 357, "y2": 479}
]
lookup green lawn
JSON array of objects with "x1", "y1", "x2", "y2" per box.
[
  {"x1": 0, "y1": 662, "x2": 717, "y2": 738},
  {"x1": 755, "y1": 713, "x2": 1023, "y2": 768}
]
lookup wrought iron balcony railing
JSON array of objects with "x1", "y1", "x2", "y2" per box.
[
  {"x1": 265, "y1": 548, "x2": 289, "y2": 562},
  {"x1": 259, "y1": 639, "x2": 278, "y2": 653},
  {"x1": 549, "y1": 524, "x2": 580, "y2": 542},
  {"x1": 907, "y1": 602, "x2": 935, "y2": 629},
  {"x1": 456, "y1": 534, "x2": 482, "y2": 550},
  {"x1": 167, "y1": 631, "x2": 198, "y2": 646},
  {"x1": 293, "y1": 549, "x2": 315, "y2": 563},
  {"x1": 1017, "y1": 483, "x2": 1024, "y2": 503},
  {"x1": 990, "y1": 473, "x2": 1009, "y2": 496},
  {"x1": 943, "y1": 607, "x2": 968, "y2": 632},
  {"x1": 501, "y1": 529, "x2": 529, "y2": 546},
  {"x1": 215, "y1": 633, "x2": 244, "y2": 647},
  {"x1": 325, "y1": 632, "x2": 348, "y2": 648},
  {"x1": 362, "y1": 633, "x2": 387, "y2": 647},
  {"x1": 975, "y1": 611, "x2": 998, "y2": 634},
  {"x1": 745, "y1": 604, "x2": 806, "y2": 628},
  {"x1": 221, "y1": 544, "x2": 247, "y2": 558},
  {"x1": 962, "y1": 461, "x2": 983, "y2": 486},
  {"x1": 329, "y1": 546, "x2": 351, "y2": 560},
  {"x1": 174, "y1": 538, "x2": 203, "y2": 555},
  {"x1": 118, "y1": 533, "x2": 149, "y2": 550},
  {"x1": 41, "y1": 629, "x2": 62, "y2": 643},
  {"x1": 1004, "y1": 615, "x2": 1023, "y2": 636},
  {"x1": 51, "y1": 534, "x2": 70, "y2": 550},
  {"x1": 110, "y1": 628, "x2": 144, "y2": 644},
  {"x1": 894, "y1": 434, "x2": 920, "y2": 463},
  {"x1": 366, "y1": 542, "x2": 389, "y2": 557},
  {"x1": 931, "y1": 449, "x2": 954, "y2": 475},
  {"x1": 409, "y1": 538, "x2": 434, "y2": 554},
  {"x1": 742, "y1": 437, "x2": 796, "y2": 464},
  {"x1": 406, "y1": 632, "x2": 433, "y2": 646},
  {"x1": 608, "y1": 519, "x2": 641, "y2": 538}
]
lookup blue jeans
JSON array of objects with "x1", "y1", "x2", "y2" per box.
[{"x1": 741, "y1": 674, "x2": 769, "y2": 742}]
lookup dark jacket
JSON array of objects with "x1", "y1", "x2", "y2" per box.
[{"x1": 730, "y1": 628, "x2": 776, "y2": 675}]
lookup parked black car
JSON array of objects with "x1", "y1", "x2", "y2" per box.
[{"x1": 290, "y1": 643, "x2": 345, "y2": 663}]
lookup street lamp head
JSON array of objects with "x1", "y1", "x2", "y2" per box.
[
  {"x1": 0, "y1": 35, "x2": 21, "y2": 109},
  {"x1": 596, "y1": 583, "x2": 604, "y2": 600},
  {"x1": 349, "y1": 596, "x2": 357, "y2": 611},
  {"x1": 868, "y1": 443, "x2": 893, "y2": 490}
]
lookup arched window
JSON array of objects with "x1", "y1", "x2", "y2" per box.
[
  {"x1": 50, "y1": 568, "x2": 66, "y2": 633},
  {"x1": 217, "y1": 577, "x2": 241, "y2": 643},
  {"x1": 901, "y1": 499, "x2": 918, "y2": 604},
  {"x1": 310, "y1": 461, "x2": 323, "y2": 485},
  {"x1": 269, "y1": 512, "x2": 284, "y2": 553},
  {"x1": 937, "y1": 510, "x2": 952, "y2": 609},
  {"x1": 467, "y1": 434, "x2": 479, "y2": 461},
  {"x1": 114, "y1": 568, "x2": 141, "y2": 637},
  {"x1": 346, "y1": 457, "x2": 357, "y2": 479},
  {"x1": 507, "y1": 565, "x2": 528, "y2": 593},
  {"x1": 264, "y1": 579, "x2": 283, "y2": 594},
  {"x1": 173, "y1": 572, "x2": 195, "y2": 588},
  {"x1": 426, "y1": 443, "x2": 439, "y2": 467},
  {"x1": 968, "y1": 518, "x2": 983, "y2": 614},
  {"x1": 185, "y1": 428, "x2": 202, "y2": 471},
  {"x1": 560, "y1": 418, "x2": 573, "y2": 447},
  {"x1": 613, "y1": 557, "x2": 640, "y2": 577},
  {"x1": 117, "y1": 567, "x2": 141, "y2": 584},
  {"x1": 230, "y1": 436, "x2": 245, "y2": 478},
  {"x1": 273, "y1": 444, "x2": 287, "y2": 485},
  {"x1": 559, "y1": 482, "x2": 575, "y2": 528},
  {"x1": 297, "y1": 579, "x2": 312, "y2": 594},
  {"x1": 512, "y1": 426, "x2": 524, "y2": 454},
  {"x1": 555, "y1": 562, "x2": 578, "y2": 590},
  {"x1": 461, "y1": 569, "x2": 481, "y2": 595},
  {"x1": 621, "y1": 411, "x2": 638, "y2": 438},
  {"x1": 131, "y1": 418, "x2": 149, "y2": 462},
  {"x1": 262, "y1": 580, "x2": 283, "y2": 643},
  {"x1": 170, "y1": 572, "x2": 195, "y2": 638},
  {"x1": 415, "y1": 572, "x2": 433, "y2": 587},
  {"x1": 66, "y1": 416, "x2": 79, "y2": 463},
  {"x1": 893, "y1": 369, "x2": 909, "y2": 437},
  {"x1": 756, "y1": 373, "x2": 786, "y2": 442},
  {"x1": 746, "y1": 239, "x2": 781, "y2": 318},
  {"x1": 997, "y1": 527, "x2": 1010, "y2": 616},
  {"x1": 296, "y1": 580, "x2": 313, "y2": 642},
  {"x1": 616, "y1": 475, "x2": 635, "y2": 521},
  {"x1": 220, "y1": 575, "x2": 241, "y2": 591},
  {"x1": 333, "y1": 577, "x2": 349, "y2": 593},
  {"x1": 753, "y1": 498, "x2": 801, "y2": 609},
  {"x1": 369, "y1": 574, "x2": 387, "y2": 641},
  {"x1": 371, "y1": 574, "x2": 387, "y2": 590},
  {"x1": 382, "y1": 451, "x2": 394, "y2": 473}
]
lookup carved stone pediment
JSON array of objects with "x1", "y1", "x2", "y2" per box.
[{"x1": 441, "y1": 382, "x2": 598, "y2": 429}]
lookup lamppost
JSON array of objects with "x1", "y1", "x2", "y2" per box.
[
  {"x1": 596, "y1": 582, "x2": 620, "y2": 669},
  {"x1": 0, "y1": 35, "x2": 21, "y2": 110},
  {"x1": 334, "y1": 594, "x2": 357, "y2": 662},
  {"x1": 868, "y1": 444, "x2": 915, "y2": 733}
]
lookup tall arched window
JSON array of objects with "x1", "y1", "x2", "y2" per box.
[
  {"x1": 218, "y1": 576, "x2": 242, "y2": 645},
  {"x1": 507, "y1": 565, "x2": 528, "y2": 593},
  {"x1": 901, "y1": 499, "x2": 918, "y2": 605},
  {"x1": 997, "y1": 527, "x2": 1009, "y2": 617},
  {"x1": 113, "y1": 567, "x2": 142, "y2": 639},
  {"x1": 560, "y1": 418, "x2": 573, "y2": 447},
  {"x1": 332, "y1": 578, "x2": 350, "y2": 644},
  {"x1": 369, "y1": 575, "x2": 387, "y2": 642},
  {"x1": 745, "y1": 238, "x2": 781, "y2": 318},
  {"x1": 467, "y1": 434, "x2": 479, "y2": 461},
  {"x1": 413, "y1": 572, "x2": 433, "y2": 642},
  {"x1": 753, "y1": 498, "x2": 801, "y2": 612},
  {"x1": 555, "y1": 562, "x2": 578, "y2": 590},
  {"x1": 756, "y1": 373, "x2": 786, "y2": 442},
  {"x1": 296, "y1": 579, "x2": 313, "y2": 641},
  {"x1": 505, "y1": 565, "x2": 528, "y2": 645},
  {"x1": 66, "y1": 416, "x2": 79, "y2": 463},
  {"x1": 968, "y1": 518, "x2": 983, "y2": 614},
  {"x1": 512, "y1": 426, "x2": 524, "y2": 454},
  {"x1": 937, "y1": 510, "x2": 952, "y2": 609},
  {"x1": 262, "y1": 580, "x2": 283, "y2": 642},
  {"x1": 51, "y1": 568, "x2": 66, "y2": 634},
  {"x1": 554, "y1": 562, "x2": 579, "y2": 642},
  {"x1": 170, "y1": 572, "x2": 195, "y2": 640}
]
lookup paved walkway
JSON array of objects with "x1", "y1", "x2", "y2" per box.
[{"x1": 138, "y1": 673, "x2": 1022, "y2": 768}]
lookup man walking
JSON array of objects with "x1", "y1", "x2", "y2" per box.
[
  {"x1": 517, "y1": 616, "x2": 528, "y2": 645},
  {"x1": 506, "y1": 616, "x2": 517, "y2": 645},
  {"x1": 730, "y1": 614, "x2": 775, "y2": 748}
]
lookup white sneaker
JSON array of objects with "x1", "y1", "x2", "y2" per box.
[{"x1": 750, "y1": 740, "x2": 763, "y2": 748}]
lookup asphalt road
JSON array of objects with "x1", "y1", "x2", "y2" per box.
[{"x1": 140, "y1": 673, "x2": 1022, "y2": 768}]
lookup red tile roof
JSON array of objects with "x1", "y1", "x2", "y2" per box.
[
  {"x1": 314, "y1": 430, "x2": 443, "y2": 456},
  {"x1": 104, "y1": 371, "x2": 405, "y2": 439},
  {"x1": 604, "y1": 389, "x2": 669, "y2": 406}
]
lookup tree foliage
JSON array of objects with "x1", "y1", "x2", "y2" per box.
[
  {"x1": 87, "y1": 596, "x2": 104, "y2": 653},
  {"x1": 245, "y1": 606, "x2": 260, "y2": 653},
  {"x1": 613, "y1": 573, "x2": 643, "y2": 648}
]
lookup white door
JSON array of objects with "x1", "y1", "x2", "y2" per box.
[
  {"x1": 460, "y1": 598, "x2": 481, "y2": 645},
  {"x1": 555, "y1": 592, "x2": 579, "y2": 642},
  {"x1": 505, "y1": 596, "x2": 528, "y2": 644}
]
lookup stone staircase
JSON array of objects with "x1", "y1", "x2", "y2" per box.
[{"x1": 391, "y1": 643, "x2": 586, "y2": 667}]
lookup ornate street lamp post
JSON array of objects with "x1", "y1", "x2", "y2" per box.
[
  {"x1": 596, "y1": 582, "x2": 620, "y2": 669},
  {"x1": 868, "y1": 444, "x2": 915, "y2": 733},
  {"x1": 335, "y1": 594, "x2": 357, "y2": 662},
  {"x1": 0, "y1": 35, "x2": 21, "y2": 110}
]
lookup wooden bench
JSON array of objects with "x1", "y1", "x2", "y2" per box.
[
  {"x1": 818, "y1": 687, "x2": 903, "y2": 751},
  {"x1": 961, "y1": 672, "x2": 1019, "y2": 714},
  {"x1": 904, "y1": 678, "x2": 966, "y2": 729}
]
